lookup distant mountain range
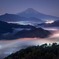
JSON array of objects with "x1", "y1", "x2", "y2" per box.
[
  {"x1": 0, "y1": 13, "x2": 42, "y2": 23},
  {"x1": 0, "y1": 20, "x2": 51, "y2": 40},
  {"x1": 0, "y1": 13, "x2": 27, "y2": 22},
  {"x1": 18, "y1": 8, "x2": 59, "y2": 21},
  {"x1": 0, "y1": 8, "x2": 59, "y2": 22}
]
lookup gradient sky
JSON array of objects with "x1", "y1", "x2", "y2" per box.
[{"x1": 0, "y1": 0, "x2": 59, "y2": 17}]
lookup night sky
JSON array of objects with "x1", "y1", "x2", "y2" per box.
[{"x1": 0, "y1": 0, "x2": 59, "y2": 17}]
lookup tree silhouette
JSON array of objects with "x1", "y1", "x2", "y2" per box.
[{"x1": 4, "y1": 43, "x2": 59, "y2": 59}]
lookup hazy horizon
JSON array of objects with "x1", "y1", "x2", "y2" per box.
[{"x1": 0, "y1": 0, "x2": 59, "y2": 17}]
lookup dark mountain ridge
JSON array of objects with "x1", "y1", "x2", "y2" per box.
[
  {"x1": 15, "y1": 27, "x2": 51, "y2": 38},
  {"x1": 4, "y1": 43, "x2": 59, "y2": 59},
  {"x1": 0, "y1": 20, "x2": 51, "y2": 39}
]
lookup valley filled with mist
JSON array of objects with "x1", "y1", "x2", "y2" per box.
[{"x1": 0, "y1": 8, "x2": 59, "y2": 59}]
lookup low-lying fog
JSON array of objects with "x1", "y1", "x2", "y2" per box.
[{"x1": 0, "y1": 27, "x2": 59, "y2": 59}]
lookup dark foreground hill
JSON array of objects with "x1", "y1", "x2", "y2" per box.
[{"x1": 4, "y1": 43, "x2": 59, "y2": 59}]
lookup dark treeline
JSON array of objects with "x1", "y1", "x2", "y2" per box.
[{"x1": 4, "y1": 43, "x2": 59, "y2": 59}]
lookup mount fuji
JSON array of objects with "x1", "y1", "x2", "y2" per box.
[
  {"x1": 0, "y1": 8, "x2": 59, "y2": 23},
  {"x1": 18, "y1": 8, "x2": 59, "y2": 21}
]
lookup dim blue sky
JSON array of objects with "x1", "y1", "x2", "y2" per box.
[{"x1": 0, "y1": 0, "x2": 59, "y2": 17}]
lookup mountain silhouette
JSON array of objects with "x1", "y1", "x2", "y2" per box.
[
  {"x1": 4, "y1": 43, "x2": 59, "y2": 59},
  {"x1": 0, "y1": 20, "x2": 51, "y2": 40},
  {"x1": 18, "y1": 8, "x2": 59, "y2": 20},
  {"x1": 0, "y1": 13, "x2": 42, "y2": 22},
  {"x1": 15, "y1": 27, "x2": 51, "y2": 38},
  {"x1": 0, "y1": 8, "x2": 59, "y2": 23},
  {"x1": 0, "y1": 13, "x2": 28, "y2": 22}
]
